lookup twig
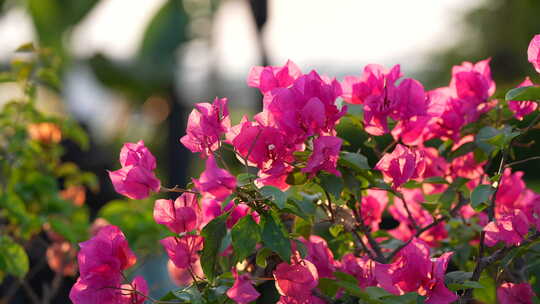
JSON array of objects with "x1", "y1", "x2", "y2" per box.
[
  {"x1": 504, "y1": 156, "x2": 540, "y2": 168},
  {"x1": 161, "y1": 186, "x2": 199, "y2": 194},
  {"x1": 386, "y1": 193, "x2": 467, "y2": 261}
]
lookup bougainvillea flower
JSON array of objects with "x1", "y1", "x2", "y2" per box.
[
  {"x1": 193, "y1": 155, "x2": 236, "y2": 201},
  {"x1": 528, "y1": 34, "x2": 540, "y2": 73},
  {"x1": 77, "y1": 225, "x2": 137, "y2": 280},
  {"x1": 226, "y1": 268, "x2": 260, "y2": 304},
  {"x1": 497, "y1": 282, "x2": 535, "y2": 304},
  {"x1": 300, "y1": 235, "x2": 336, "y2": 278},
  {"x1": 200, "y1": 196, "x2": 224, "y2": 228},
  {"x1": 450, "y1": 58, "x2": 495, "y2": 104},
  {"x1": 495, "y1": 168, "x2": 526, "y2": 214},
  {"x1": 153, "y1": 193, "x2": 199, "y2": 234},
  {"x1": 180, "y1": 97, "x2": 231, "y2": 158},
  {"x1": 266, "y1": 71, "x2": 344, "y2": 142},
  {"x1": 484, "y1": 209, "x2": 530, "y2": 247},
  {"x1": 274, "y1": 253, "x2": 319, "y2": 301},
  {"x1": 160, "y1": 235, "x2": 204, "y2": 269},
  {"x1": 375, "y1": 238, "x2": 457, "y2": 304},
  {"x1": 247, "y1": 60, "x2": 302, "y2": 93},
  {"x1": 120, "y1": 276, "x2": 148, "y2": 304},
  {"x1": 339, "y1": 254, "x2": 377, "y2": 288},
  {"x1": 508, "y1": 77, "x2": 538, "y2": 120},
  {"x1": 419, "y1": 147, "x2": 449, "y2": 194},
  {"x1": 227, "y1": 117, "x2": 293, "y2": 169},
  {"x1": 108, "y1": 165, "x2": 160, "y2": 200},
  {"x1": 375, "y1": 144, "x2": 425, "y2": 188},
  {"x1": 119, "y1": 140, "x2": 156, "y2": 171},
  {"x1": 70, "y1": 276, "x2": 124, "y2": 304},
  {"x1": 168, "y1": 259, "x2": 205, "y2": 286},
  {"x1": 277, "y1": 295, "x2": 326, "y2": 304},
  {"x1": 358, "y1": 189, "x2": 388, "y2": 231},
  {"x1": 70, "y1": 225, "x2": 138, "y2": 304},
  {"x1": 302, "y1": 136, "x2": 342, "y2": 177},
  {"x1": 341, "y1": 64, "x2": 402, "y2": 105},
  {"x1": 421, "y1": 252, "x2": 458, "y2": 304}
]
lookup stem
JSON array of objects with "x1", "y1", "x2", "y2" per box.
[
  {"x1": 386, "y1": 193, "x2": 467, "y2": 261},
  {"x1": 161, "y1": 186, "x2": 199, "y2": 194},
  {"x1": 504, "y1": 155, "x2": 540, "y2": 168}
]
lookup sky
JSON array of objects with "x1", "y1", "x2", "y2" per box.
[{"x1": 0, "y1": 0, "x2": 483, "y2": 76}]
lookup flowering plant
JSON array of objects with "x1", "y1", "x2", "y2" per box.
[{"x1": 71, "y1": 36, "x2": 540, "y2": 304}]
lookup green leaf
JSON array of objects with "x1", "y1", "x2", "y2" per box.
[
  {"x1": 505, "y1": 86, "x2": 540, "y2": 101},
  {"x1": 231, "y1": 215, "x2": 261, "y2": 262},
  {"x1": 261, "y1": 214, "x2": 291, "y2": 261},
  {"x1": 447, "y1": 142, "x2": 476, "y2": 161},
  {"x1": 200, "y1": 213, "x2": 228, "y2": 282},
  {"x1": 255, "y1": 248, "x2": 273, "y2": 268},
  {"x1": 159, "y1": 291, "x2": 181, "y2": 301},
  {"x1": 471, "y1": 184, "x2": 494, "y2": 212},
  {"x1": 339, "y1": 151, "x2": 370, "y2": 171},
  {"x1": 286, "y1": 170, "x2": 308, "y2": 185},
  {"x1": 236, "y1": 173, "x2": 255, "y2": 186},
  {"x1": 0, "y1": 236, "x2": 29, "y2": 279},
  {"x1": 319, "y1": 173, "x2": 344, "y2": 200},
  {"x1": 329, "y1": 224, "x2": 344, "y2": 237},
  {"x1": 422, "y1": 177, "x2": 449, "y2": 184},
  {"x1": 260, "y1": 186, "x2": 287, "y2": 209}
]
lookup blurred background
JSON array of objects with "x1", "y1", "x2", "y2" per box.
[{"x1": 0, "y1": 0, "x2": 539, "y2": 302}]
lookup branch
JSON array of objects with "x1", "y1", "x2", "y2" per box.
[
  {"x1": 386, "y1": 193, "x2": 467, "y2": 261},
  {"x1": 504, "y1": 156, "x2": 540, "y2": 168},
  {"x1": 459, "y1": 232, "x2": 540, "y2": 303}
]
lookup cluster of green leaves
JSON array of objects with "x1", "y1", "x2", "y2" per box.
[{"x1": 0, "y1": 46, "x2": 95, "y2": 283}]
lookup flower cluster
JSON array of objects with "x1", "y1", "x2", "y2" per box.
[{"x1": 69, "y1": 34, "x2": 540, "y2": 304}]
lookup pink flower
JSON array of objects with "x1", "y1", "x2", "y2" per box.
[
  {"x1": 274, "y1": 253, "x2": 319, "y2": 301},
  {"x1": 339, "y1": 254, "x2": 377, "y2": 288},
  {"x1": 119, "y1": 140, "x2": 156, "y2": 171},
  {"x1": 153, "y1": 193, "x2": 200, "y2": 234},
  {"x1": 358, "y1": 189, "x2": 388, "y2": 231},
  {"x1": 108, "y1": 165, "x2": 160, "y2": 200},
  {"x1": 70, "y1": 225, "x2": 138, "y2": 304},
  {"x1": 341, "y1": 64, "x2": 402, "y2": 105},
  {"x1": 375, "y1": 238, "x2": 457, "y2": 304},
  {"x1": 265, "y1": 71, "x2": 345, "y2": 142},
  {"x1": 420, "y1": 147, "x2": 449, "y2": 194},
  {"x1": 450, "y1": 58, "x2": 495, "y2": 104},
  {"x1": 70, "y1": 277, "x2": 123, "y2": 304},
  {"x1": 277, "y1": 295, "x2": 326, "y2": 304},
  {"x1": 528, "y1": 34, "x2": 540, "y2": 73},
  {"x1": 120, "y1": 276, "x2": 148, "y2": 304},
  {"x1": 180, "y1": 97, "x2": 231, "y2": 158},
  {"x1": 449, "y1": 136, "x2": 485, "y2": 181},
  {"x1": 77, "y1": 225, "x2": 137, "y2": 281},
  {"x1": 497, "y1": 282, "x2": 535, "y2": 304},
  {"x1": 193, "y1": 155, "x2": 236, "y2": 201},
  {"x1": 167, "y1": 259, "x2": 204, "y2": 286},
  {"x1": 302, "y1": 136, "x2": 342, "y2": 177},
  {"x1": 200, "y1": 197, "x2": 224, "y2": 228},
  {"x1": 300, "y1": 235, "x2": 336, "y2": 278},
  {"x1": 508, "y1": 77, "x2": 538, "y2": 120},
  {"x1": 160, "y1": 235, "x2": 204, "y2": 269},
  {"x1": 226, "y1": 268, "x2": 260, "y2": 304},
  {"x1": 496, "y1": 168, "x2": 526, "y2": 214},
  {"x1": 484, "y1": 209, "x2": 530, "y2": 247},
  {"x1": 247, "y1": 60, "x2": 302, "y2": 94},
  {"x1": 375, "y1": 144, "x2": 425, "y2": 188}
]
